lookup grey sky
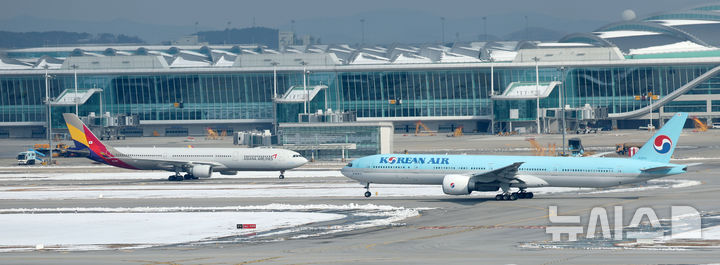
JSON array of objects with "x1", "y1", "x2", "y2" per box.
[{"x1": 3, "y1": 0, "x2": 714, "y2": 30}]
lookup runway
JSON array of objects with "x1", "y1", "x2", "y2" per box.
[{"x1": 1, "y1": 161, "x2": 720, "y2": 264}]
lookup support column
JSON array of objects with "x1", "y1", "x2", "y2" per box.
[{"x1": 659, "y1": 106, "x2": 665, "y2": 127}]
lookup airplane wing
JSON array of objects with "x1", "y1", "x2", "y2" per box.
[
  {"x1": 468, "y1": 162, "x2": 524, "y2": 184},
  {"x1": 123, "y1": 157, "x2": 227, "y2": 171}
]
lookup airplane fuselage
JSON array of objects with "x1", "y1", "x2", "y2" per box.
[
  {"x1": 341, "y1": 154, "x2": 687, "y2": 188},
  {"x1": 91, "y1": 147, "x2": 307, "y2": 173}
]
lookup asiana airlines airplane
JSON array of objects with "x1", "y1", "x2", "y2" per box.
[
  {"x1": 342, "y1": 112, "x2": 691, "y2": 200},
  {"x1": 63, "y1": 113, "x2": 307, "y2": 181}
]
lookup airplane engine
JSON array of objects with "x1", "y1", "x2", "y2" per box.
[
  {"x1": 191, "y1": 165, "x2": 213, "y2": 178},
  {"x1": 442, "y1": 174, "x2": 472, "y2": 195},
  {"x1": 219, "y1": 171, "x2": 237, "y2": 175}
]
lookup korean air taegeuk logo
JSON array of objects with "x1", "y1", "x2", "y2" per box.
[{"x1": 653, "y1": 135, "x2": 672, "y2": 154}]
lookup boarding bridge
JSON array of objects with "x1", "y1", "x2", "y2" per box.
[
  {"x1": 491, "y1": 81, "x2": 561, "y2": 100},
  {"x1": 52, "y1": 88, "x2": 103, "y2": 106},
  {"x1": 274, "y1": 85, "x2": 328, "y2": 103}
]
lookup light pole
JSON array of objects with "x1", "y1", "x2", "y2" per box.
[
  {"x1": 360, "y1": 18, "x2": 365, "y2": 45},
  {"x1": 489, "y1": 54, "x2": 495, "y2": 134},
  {"x1": 524, "y1": 15, "x2": 529, "y2": 41},
  {"x1": 532, "y1": 56, "x2": 540, "y2": 134},
  {"x1": 271, "y1": 61, "x2": 279, "y2": 133},
  {"x1": 648, "y1": 90, "x2": 654, "y2": 130},
  {"x1": 71, "y1": 64, "x2": 79, "y2": 115},
  {"x1": 560, "y1": 66, "x2": 567, "y2": 155},
  {"x1": 482, "y1": 16, "x2": 487, "y2": 42},
  {"x1": 44, "y1": 65, "x2": 53, "y2": 166},
  {"x1": 440, "y1": 17, "x2": 446, "y2": 44},
  {"x1": 225, "y1": 21, "x2": 231, "y2": 45},
  {"x1": 300, "y1": 61, "x2": 309, "y2": 115}
]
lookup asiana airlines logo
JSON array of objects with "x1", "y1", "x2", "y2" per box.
[{"x1": 379, "y1": 156, "x2": 450, "y2": 165}]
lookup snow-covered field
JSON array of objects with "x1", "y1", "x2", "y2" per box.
[
  {"x1": 0, "y1": 203, "x2": 423, "y2": 252},
  {"x1": 0, "y1": 212, "x2": 342, "y2": 250}
]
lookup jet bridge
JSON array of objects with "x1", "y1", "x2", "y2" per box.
[
  {"x1": 491, "y1": 81, "x2": 561, "y2": 100},
  {"x1": 52, "y1": 88, "x2": 103, "y2": 106},
  {"x1": 274, "y1": 85, "x2": 328, "y2": 103}
]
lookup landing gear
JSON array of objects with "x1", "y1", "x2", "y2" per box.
[
  {"x1": 364, "y1": 183, "x2": 372, "y2": 198},
  {"x1": 494, "y1": 193, "x2": 517, "y2": 201},
  {"x1": 279, "y1": 170, "x2": 285, "y2": 179},
  {"x1": 494, "y1": 184, "x2": 535, "y2": 201},
  {"x1": 495, "y1": 190, "x2": 534, "y2": 200},
  {"x1": 495, "y1": 184, "x2": 513, "y2": 201},
  {"x1": 183, "y1": 174, "x2": 198, "y2": 180},
  {"x1": 514, "y1": 188, "x2": 534, "y2": 199},
  {"x1": 515, "y1": 190, "x2": 534, "y2": 199},
  {"x1": 168, "y1": 168, "x2": 185, "y2": 181},
  {"x1": 168, "y1": 172, "x2": 183, "y2": 181}
]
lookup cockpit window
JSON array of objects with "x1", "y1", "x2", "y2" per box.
[
  {"x1": 346, "y1": 163, "x2": 353, "y2": 167},
  {"x1": 292, "y1": 154, "x2": 302, "y2": 157}
]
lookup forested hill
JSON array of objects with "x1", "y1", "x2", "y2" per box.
[{"x1": 0, "y1": 31, "x2": 144, "y2": 48}]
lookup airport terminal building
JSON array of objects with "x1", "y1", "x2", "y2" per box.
[{"x1": 2, "y1": 5, "x2": 720, "y2": 138}]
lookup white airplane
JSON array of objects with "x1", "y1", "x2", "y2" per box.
[
  {"x1": 63, "y1": 113, "x2": 308, "y2": 181},
  {"x1": 342, "y1": 112, "x2": 691, "y2": 200}
]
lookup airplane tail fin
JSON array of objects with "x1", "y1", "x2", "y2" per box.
[
  {"x1": 631, "y1": 112, "x2": 688, "y2": 163},
  {"x1": 62, "y1": 113, "x2": 114, "y2": 158}
]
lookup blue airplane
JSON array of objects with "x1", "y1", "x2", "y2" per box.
[{"x1": 341, "y1": 112, "x2": 690, "y2": 200}]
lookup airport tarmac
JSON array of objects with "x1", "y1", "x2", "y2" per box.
[{"x1": 0, "y1": 130, "x2": 719, "y2": 264}]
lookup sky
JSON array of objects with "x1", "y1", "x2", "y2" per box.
[
  {"x1": 3, "y1": 0, "x2": 712, "y2": 29},
  {"x1": 0, "y1": 0, "x2": 715, "y2": 43}
]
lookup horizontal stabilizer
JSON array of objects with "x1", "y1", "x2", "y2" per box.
[{"x1": 640, "y1": 166, "x2": 675, "y2": 172}]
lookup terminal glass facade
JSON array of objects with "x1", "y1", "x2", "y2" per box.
[
  {"x1": 1, "y1": 63, "x2": 719, "y2": 128},
  {"x1": 280, "y1": 125, "x2": 382, "y2": 158}
]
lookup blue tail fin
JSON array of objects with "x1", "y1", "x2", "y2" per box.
[{"x1": 631, "y1": 112, "x2": 688, "y2": 163}]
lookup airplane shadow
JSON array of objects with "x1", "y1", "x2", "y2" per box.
[
  {"x1": 539, "y1": 195, "x2": 641, "y2": 200},
  {"x1": 416, "y1": 195, "x2": 641, "y2": 206},
  {"x1": 416, "y1": 197, "x2": 496, "y2": 206}
]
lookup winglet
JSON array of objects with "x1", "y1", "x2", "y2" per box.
[{"x1": 631, "y1": 112, "x2": 688, "y2": 163}]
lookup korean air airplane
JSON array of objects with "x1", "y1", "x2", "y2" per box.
[
  {"x1": 63, "y1": 113, "x2": 308, "y2": 181},
  {"x1": 341, "y1": 112, "x2": 690, "y2": 200}
]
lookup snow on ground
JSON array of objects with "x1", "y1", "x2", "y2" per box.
[
  {"x1": 0, "y1": 212, "x2": 342, "y2": 250},
  {"x1": 0, "y1": 179, "x2": 700, "y2": 200},
  {"x1": 0, "y1": 170, "x2": 343, "y2": 181},
  {"x1": 0, "y1": 204, "x2": 422, "y2": 252}
]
